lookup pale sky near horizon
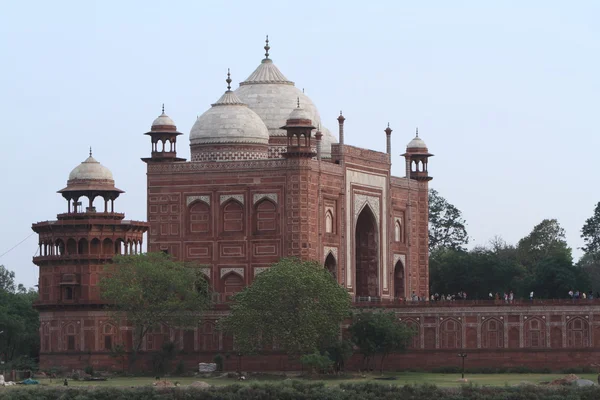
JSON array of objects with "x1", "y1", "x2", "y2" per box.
[{"x1": 1, "y1": 1, "x2": 598, "y2": 288}]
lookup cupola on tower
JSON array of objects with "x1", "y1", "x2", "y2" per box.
[{"x1": 32, "y1": 152, "x2": 148, "y2": 368}]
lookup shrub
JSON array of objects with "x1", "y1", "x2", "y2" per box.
[
  {"x1": 300, "y1": 352, "x2": 334, "y2": 375},
  {"x1": 213, "y1": 353, "x2": 224, "y2": 371},
  {"x1": 84, "y1": 365, "x2": 94, "y2": 376}
]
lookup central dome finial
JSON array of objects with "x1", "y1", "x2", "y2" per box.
[
  {"x1": 416, "y1": 127, "x2": 419, "y2": 137},
  {"x1": 264, "y1": 35, "x2": 270, "y2": 59},
  {"x1": 226, "y1": 68, "x2": 232, "y2": 91},
  {"x1": 89, "y1": 146, "x2": 92, "y2": 157}
]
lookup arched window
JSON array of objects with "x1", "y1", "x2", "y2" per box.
[
  {"x1": 102, "y1": 324, "x2": 116, "y2": 351},
  {"x1": 440, "y1": 319, "x2": 461, "y2": 349},
  {"x1": 525, "y1": 318, "x2": 546, "y2": 348},
  {"x1": 222, "y1": 201, "x2": 244, "y2": 233},
  {"x1": 102, "y1": 238, "x2": 113, "y2": 255},
  {"x1": 394, "y1": 218, "x2": 403, "y2": 242},
  {"x1": 189, "y1": 201, "x2": 211, "y2": 234},
  {"x1": 65, "y1": 324, "x2": 77, "y2": 351},
  {"x1": 90, "y1": 238, "x2": 101, "y2": 255},
  {"x1": 393, "y1": 260, "x2": 404, "y2": 299},
  {"x1": 55, "y1": 239, "x2": 65, "y2": 256},
  {"x1": 78, "y1": 238, "x2": 88, "y2": 255},
  {"x1": 325, "y1": 210, "x2": 334, "y2": 234},
  {"x1": 66, "y1": 238, "x2": 77, "y2": 255},
  {"x1": 254, "y1": 199, "x2": 277, "y2": 233},
  {"x1": 355, "y1": 206, "x2": 379, "y2": 297},
  {"x1": 325, "y1": 253, "x2": 337, "y2": 279},
  {"x1": 567, "y1": 318, "x2": 589, "y2": 348},
  {"x1": 223, "y1": 273, "x2": 244, "y2": 300},
  {"x1": 199, "y1": 322, "x2": 219, "y2": 351},
  {"x1": 481, "y1": 318, "x2": 503, "y2": 349}
]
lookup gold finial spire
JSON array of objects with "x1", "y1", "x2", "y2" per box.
[
  {"x1": 264, "y1": 35, "x2": 270, "y2": 59},
  {"x1": 226, "y1": 68, "x2": 232, "y2": 91},
  {"x1": 89, "y1": 146, "x2": 92, "y2": 157},
  {"x1": 161, "y1": 103, "x2": 165, "y2": 114},
  {"x1": 416, "y1": 127, "x2": 419, "y2": 137}
]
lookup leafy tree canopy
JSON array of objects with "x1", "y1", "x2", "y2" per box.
[
  {"x1": 99, "y1": 253, "x2": 210, "y2": 352},
  {"x1": 581, "y1": 202, "x2": 600, "y2": 261},
  {"x1": 517, "y1": 219, "x2": 571, "y2": 269},
  {"x1": 220, "y1": 258, "x2": 351, "y2": 357},
  {"x1": 429, "y1": 189, "x2": 469, "y2": 252},
  {"x1": 0, "y1": 265, "x2": 39, "y2": 364},
  {"x1": 348, "y1": 312, "x2": 415, "y2": 373}
]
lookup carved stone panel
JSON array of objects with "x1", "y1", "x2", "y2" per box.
[
  {"x1": 186, "y1": 195, "x2": 210, "y2": 207},
  {"x1": 220, "y1": 267, "x2": 244, "y2": 279},
  {"x1": 353, "y1": 194, "x2": 380, "y2": 225},
  {"x1": 253, "y1": 193, "x2": 278, "y2": 205},
  {"x1": 324, "y1": 246, "x2": 338, "y2": 262},
  {"x1": 220, "y1": 194, "x2": 244, "y2": 205}
]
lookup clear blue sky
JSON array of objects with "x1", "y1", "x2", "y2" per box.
[{"x1": 1, "y1": 0, "x2": 598, "y2": 288}]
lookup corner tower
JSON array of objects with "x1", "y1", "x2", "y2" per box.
[{"x1": 32, "y1": 152, "x2": 149, "y2": 369}]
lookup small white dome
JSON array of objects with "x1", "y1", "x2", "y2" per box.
[
  {"x1": 68, "y1": 156, "x2": 114, "y2": 181},
  {"x1": 407, "y1": 136, "x2": 428, "y2": 150},
  {"x1": 152, "y1": 112, "x2": 175, "y2": 128},
  {"x1": 190, "y1": 91, "x2": 269, "y2": 145},
  {"x1": 287, "y1": 105, "x2": 312, "y2": 122}
]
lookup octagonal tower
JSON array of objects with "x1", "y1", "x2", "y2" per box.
[{"x1": 32, "y1": 151, "x2": 149, "y2": 369}]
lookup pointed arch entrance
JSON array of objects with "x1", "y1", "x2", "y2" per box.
[
  {"x1": 324, "y1": 253, "x2": 337, "y2": 279},
  {"x1": 355, "y1": 206, "x2": 379, "y2": 297},
  {"x1": 393, "y1": 260, "x2": 405, "y2": 299}
]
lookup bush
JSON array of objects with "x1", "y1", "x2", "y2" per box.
[
  {"x1": 213, "y1": 353, "x2": 224, "y2": 372},
  {"x1": 2, "y1": 384, "x2": 600, "y2": 400},
  {"x1": 300, "y1": 352, "x2": 334, "y2": 375},
  {"x1": 84, "y1": 365, "x2": 94, "y2": 376}
]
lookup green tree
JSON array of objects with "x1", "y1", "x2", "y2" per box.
[
  {"x1": 99, "y1": 253, "x2": 210, "y2": 355},
  {"x1": 348, "y1": 312, "x2": 415, "y2": 373},
  {"x1": 517, "y1": 219, "x2": 570, "y2": 269},
  {"x1": 0, "y1": 265, "x2": 39, "y2": 364},
  {"x1": 517, "y1": 219, "x2": 585, "y2": 298},
  {"x1": 430, "y1": 242, "x2": 524, "y2": 299},
  {"x1": 428, "y1": 189, "x2": 469, "y2": 252},
  {"x1": 581, "y1": 202, "x2": 600, "y2": 261},
  {"x1": 220, "y1": 258, "x2": 351, "y2": 358}
]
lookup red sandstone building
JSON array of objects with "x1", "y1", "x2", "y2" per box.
[{"x1": 33, "y1": 40, "x2": 600, "y2": 371}]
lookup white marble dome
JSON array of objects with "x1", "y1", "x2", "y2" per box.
[
  {"x1": 152, "y1": 112, "x2": 175, "y2": 128},
  {"x1": 406, "y1": 135, "x2": 428, "y2": 150},
  {"x1": 190, "y1": 90, "x2": 269, "y2": 145},
  {"x1": 68, "y1": 155, "x2": 114, "y2": 181},
  {"x1": 235, "y1": 56, "x2": 338, "y2": 157}
]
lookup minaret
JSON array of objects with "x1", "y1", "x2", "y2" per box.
[
  {"x1": 32, "y1": 152, "x2": 149, "y2": 369},
  {"x1": 337, "y1": 111, "x2": 345, "y2": 146},
  {"x1": 402, "y1": 128, "x2": 433, "y2": 181},
  {"x1": 142, "y1": 104, "x2": 185, "y2": 163},
  {"x1": 385, "y1": 123, "x2": 392, "y2": 158},
  {"x1": 315, "y1": 126, "x2": 323, "y2": 161},
  {"x1": 281, "y1": 99, "x2": 316, "y2": 158}
]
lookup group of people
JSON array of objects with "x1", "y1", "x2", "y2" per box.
[
  {"x1": 568, "y1": 290, "x2": 597, "y2": 300},
  {"x1": 428, "y1": 292, "x2": 468, "y2": 302}
]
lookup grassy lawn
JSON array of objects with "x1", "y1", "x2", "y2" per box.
[{"x1": 32, "y1": 372, "x2": 599, "y2": 388}]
